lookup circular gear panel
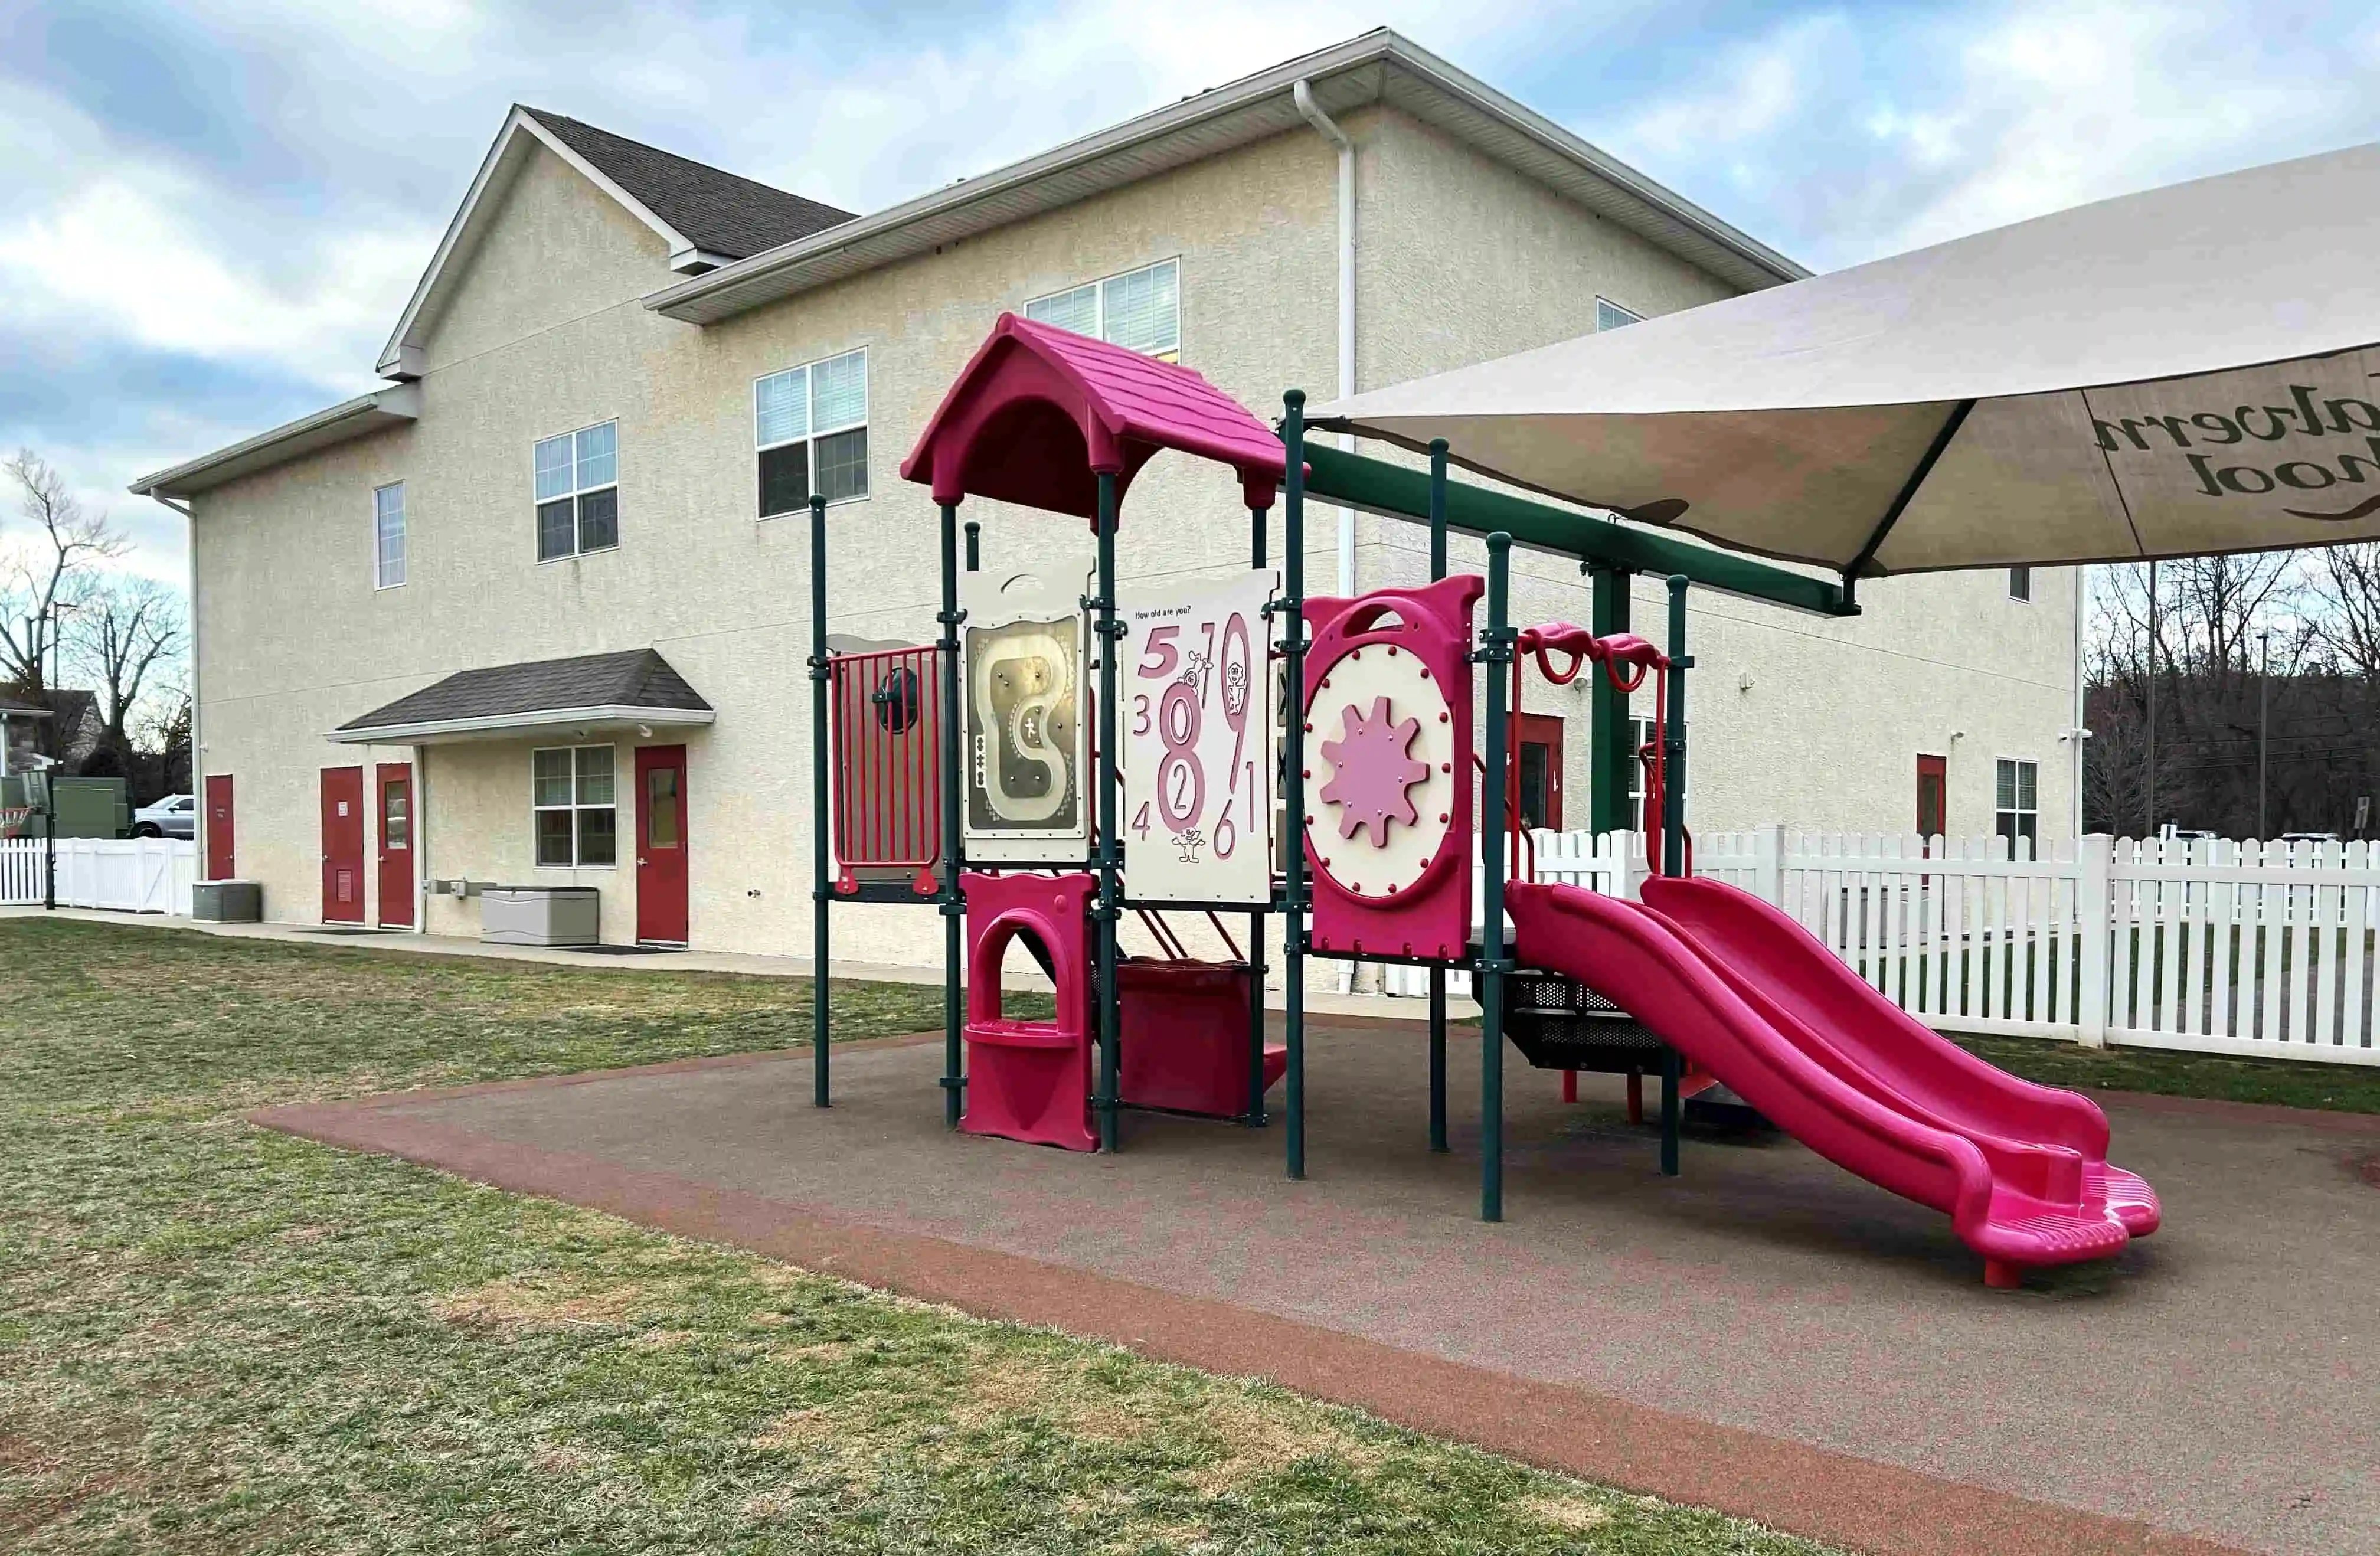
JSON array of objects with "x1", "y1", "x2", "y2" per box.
[{"x1": 1303, "y1": 643, "x2": 1456, "y2": 902}]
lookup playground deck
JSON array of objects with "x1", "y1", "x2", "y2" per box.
[{"x1": 261, "y1": 1019, "x2": 2379, "y2": 1556}]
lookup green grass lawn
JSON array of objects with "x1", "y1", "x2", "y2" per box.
[
  {"x1": 1, "y1": 918, "x2": 1835, "y2": 1555},
  {"x1": 1953, "y1": 1028, "x2": 2380, "y2": 1113}
]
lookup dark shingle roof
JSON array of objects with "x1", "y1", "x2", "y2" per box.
[
  {"x1": 339, "y1": 649, "x2": 710, "y2": 733},
  {"x1": 524, "y1": 109, "x2": 854, "y2": 261}
]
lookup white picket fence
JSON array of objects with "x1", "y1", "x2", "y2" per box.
[
  {"x1": 0, "y1": 837, "x2": 196, "y2": 915},
  {"x1": 1382, "y1": 826, "x2": 2380, "y2": 1067}
]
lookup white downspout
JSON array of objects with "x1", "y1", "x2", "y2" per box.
[
  {"x1": 1293, "y1": 79, "x2": 1356, "y2": 598},
  {"x1": 2071, "y1": 565, "x2": 2088, "y2": 839}
]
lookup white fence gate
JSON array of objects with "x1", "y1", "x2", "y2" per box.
[
  {"x1": 1379, "y1": 826, "x2": 2380, "y2": 1067},
  {"x1": 0, "y1": 837, "x2": 196, "y2": 914}
]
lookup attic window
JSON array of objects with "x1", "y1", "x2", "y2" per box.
[
  {"x1": 1596, "y1": 297, "x2": 1643, "y2": 331},
  {"x1": 1025, "y1": 258, "x2": 1180, "y2": 361}
]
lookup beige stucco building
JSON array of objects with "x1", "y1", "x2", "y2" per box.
[{"x1": 135, "y1": 30, "x2": 2078, "y2": 965}]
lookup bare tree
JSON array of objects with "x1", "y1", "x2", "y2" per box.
[
  {"x1": 70, "y1": 574, "x2": 185, "y2": 760},
  {"x1": 1, "y1": 449, "x2": 126, "y2": 694},
  {"x1": 2309, "y1": 542, "x2": 2380, "y2": 678}
]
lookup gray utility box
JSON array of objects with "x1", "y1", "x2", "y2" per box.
[
  {"x1": 479, "y1": 886, "x2": 600, "y2": 947},
  {"x1": 191, "y1": 880, "x2": 263, "y2": 923}
]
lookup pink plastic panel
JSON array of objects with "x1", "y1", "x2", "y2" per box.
[
  {"x1": 1301, "y1": 575, "x2": 1482, "y2": 961},
  {"x1": 961, "y1": 871, "x2": 1097, "y2": 1151}
]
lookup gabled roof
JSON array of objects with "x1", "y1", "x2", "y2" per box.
[
  {"x1": 649, "y1": 28, "x2": 1806, "y2": 326},
  {"x1": 902, "y1": 313, "x2": 1289, "y2": 519},
  {"x1": 332, "y1": 648, "x2": 713, "y2": 744},
  {"x1": 528, "y1": 110, "x2": 854, "y2": 263},
  {"x1": 375, "y1": 106, "x2": 853, "y2": 380}
]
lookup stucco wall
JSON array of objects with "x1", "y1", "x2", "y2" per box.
[{"x1": 191, "y1": 107, "x2": 2076, "y2": 973}]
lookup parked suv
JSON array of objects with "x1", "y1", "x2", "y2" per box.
[{"x1": 132, "y1": 793, "x2": 195, "y2": 839}]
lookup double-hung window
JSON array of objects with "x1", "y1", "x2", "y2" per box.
[
  {"x1": 373, "y1": 482, "x2": 406, "y2": 589},
  {"x1": 1995, "y1": 759, "x2": 2039, "y2": 854},
  {"x1": 756, "y1": 348, "x2": 868, "y2": 518},
  {"x1": 1596, "y1": 297, "x2": 1643, "y2": 331},
  {"x1": 534, "y1": 421, "x2": 619, "y2": 560},
  {"x1": 532, "y1": 746, "x2": 616, "y2": 866},
  {"x1": 1025, "y1": 258, "x2": 1180, "y2": 360}
]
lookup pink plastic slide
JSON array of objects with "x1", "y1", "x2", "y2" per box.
[{"x1": 1506, "y1": 877, "x2": 2160, "y2": 1286}]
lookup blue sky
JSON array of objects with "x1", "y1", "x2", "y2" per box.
[{"x1": 5, "y1": 0, "x2": 2379, "y2": 581}]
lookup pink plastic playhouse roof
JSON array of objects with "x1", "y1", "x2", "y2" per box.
[{"x1": 900, "y1": 313, "x2": 1290, "y2": 521}]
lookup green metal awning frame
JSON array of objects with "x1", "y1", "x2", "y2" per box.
[{"x1": 1299, "y1": 442, "x2": 1856, "y2": 619}]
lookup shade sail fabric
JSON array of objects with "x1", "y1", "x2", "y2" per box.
[{"x1": 1313, "y1": 142, "x2": 2380, "y2": 577}]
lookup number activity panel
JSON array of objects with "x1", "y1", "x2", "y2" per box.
[{"x1": 1119, "y1": 569, "x2": 1280, "y2": 904}]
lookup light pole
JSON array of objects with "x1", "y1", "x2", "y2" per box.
[{"x1": 2257, "y1": 629, "x2": 2270, "y2": 840}]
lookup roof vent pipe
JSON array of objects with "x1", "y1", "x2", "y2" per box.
[{"x1": 1293, "y1": 78, "x2": 1356, "y2": 598}]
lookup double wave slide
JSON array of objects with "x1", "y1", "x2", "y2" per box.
[{"x1": 1506, "y1": 877, "x2": 2160, "y2": 1287}]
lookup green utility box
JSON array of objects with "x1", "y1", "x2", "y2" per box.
[{"x1": 0, "y1": 775, "x2": 129, "y2": 838}]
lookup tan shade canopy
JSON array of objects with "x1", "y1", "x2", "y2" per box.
[{"x1": 1313, "y1": 142, "x2": 2380, "y2": 580}]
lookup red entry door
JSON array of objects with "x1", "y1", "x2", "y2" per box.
[
  {"x1": 376, "y1": 762, "x2": 414, "y2": 928},
  {"x1": 319, "y1": 766, "x2": 366, "y2": 923},
  {"x1": 204, "y1": 774, "x2": 236, "y2": 880},
  {"x1": 1516, "y1": 712, "x2": 1564, "y2": 830},
  {"x1": 635, "y1": 744, "x2": 688, "y2": 944},
  {"x1": 1917, "y1": 754, "x2": 1947, "y2": 841}
]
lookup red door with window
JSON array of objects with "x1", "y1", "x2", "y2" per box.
[
  {"x1": 1917, "y1": 754, "x2": 1947, "y2": 842},
  {"x1": 376, "y1": 762, "x2": 414, "y2": 928},
  {"x1": 319, "y1": 766, "x2": 366, "y2": 923},
  {"x1": 204, "y1": 774, "x2": 235, "y2": 880},
  {"x1": 1517, "y1": 713, "x2": 1564, "y2": 831},
  {"x1": 635, "y1": 745, "x2": 688, "y2": 944}
]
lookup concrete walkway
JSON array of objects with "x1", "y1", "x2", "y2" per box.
[
  {"x1": 0, "y1": 905, "x2": 1473, "y2": 1022},
  {"x1": 258, "y1": 1020, "x2": 2380, "y2": 1556}
]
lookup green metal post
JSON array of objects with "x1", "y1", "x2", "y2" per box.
[
  {"x1": 1588, "y1": 564, "x2": 1635, "y2": 835},
  {"x1": 1248, "y1": 502, "x2": 1270, "y2": 1127},
  {"x1": 808, "y1": 495, "x2": 832, "y2": 1107},
  {"x1": 939, "y1": 502, "x2": 967, "y2": 1129},
  {"x1": 1479, "y1": 532, "x2": 1515, "y2": 1222},
  {"x1": 1281, "y1": 393, "x2": 1309, "y2": 1181},
  {"x1": 1659, "y1": 1046, "x2": 1682, "y2": 1177},
  {"x1": 1427, "y1": 437, "x2": 1450, "y2": 1154},
  {"x1": 1094, "y1": 471, "x2": 1123, "y2": 1152}
]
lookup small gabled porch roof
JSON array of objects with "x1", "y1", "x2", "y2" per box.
[{"x1": 331, "y1": 648, "x2": 713, "y2": 746}]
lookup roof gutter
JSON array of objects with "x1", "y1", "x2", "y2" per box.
[{"x1": 1293, "y1": 79, "x2": 1359, "y2": 598}]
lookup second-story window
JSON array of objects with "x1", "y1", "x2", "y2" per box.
[
  {"x1": 373, "y1": 482, "x2": 406, "y2": 589},
  {"x1": 1596, "y1": 297, "x2": 1643, "y2": 331},
  {"x1": 2009, "y1": 565, "x2": 2033, "y2": 602},
  {"x1": 1026, "y1": 257, "x2": 1180, "y2": 360},
  {"x1": 534, "y1": 421, "x2": 618, "y2": 561},
  {"x1": 756, "y1": 348, "x2": 869, "y2": 518}
]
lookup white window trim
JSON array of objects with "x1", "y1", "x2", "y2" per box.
[
  {"x1": 1596, "y1": 296, "x2": 1644, "y2": 330},
  {"x1": 1023, "y1": 256, "x2": 1182, "y2": 360},
  {"x1": 372, "y1": 480, "x2": 407, "y2": 591},
  {"x1": 1624, "y1": 714, "x2": 1686, "y2": 806},
  {"x1": 531, "y1": 743, "x2": 620, "y2": 869},
  {"x1": 531, "y1": 419, "x2": 620, "y2": 564},
  {"x1": 1993, "y1": 754, "x2": 2041, "y2": 854},
  {"x1": 753, "y1": 346, "x2": 871, "y2": 521}
]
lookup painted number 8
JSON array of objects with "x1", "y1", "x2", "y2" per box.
[{"x1": 1156, "y1": 679, "x2": 1204, "y2": 831}]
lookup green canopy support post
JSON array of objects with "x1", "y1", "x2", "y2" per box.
[
  {"x1": 1281, "y1": 393, "x2": 1310, "y2": 1181},
  {"x1": 939, "y1": 502, "x2": 967, "y2": 1129},
  {"x1": 1247, "y1": 501, "x2": 1271, "y2": 1127},
  {"x1": 807, "y1": 495, "x2": 832, "y2": 1108},
  {"x1": 1478, "y1": 532, "x2": 1516, "y2": 1222},
  {"x1": 963, "y1": 519, "x2": 980, "y2": 573},
  {"x1": 1427, "y1": 437, "x2": 1450, "y2": 1155},
  {"x1": 1093, "y1": 471, "x2": 1123, "y2": 1153},
  {"x1": 1587, "y1": 563, "x2": 1636, "y2": 835},
  {"x1": 1658, "y1": 573, "x2": 1692, "y2": 1175}
]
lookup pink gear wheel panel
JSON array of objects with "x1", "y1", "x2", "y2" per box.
[
  {"x1": 1302, "y1": 574, "x2": 1482, "y2": 960},
  {"x1": 1318, "y1": 696, "x2": 1428, "y2": 846}
]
